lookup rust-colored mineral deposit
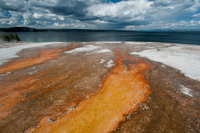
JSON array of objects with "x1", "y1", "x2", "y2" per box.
[
  {"x1": 0, "y1": 43, "x2": 78, "y2": 119},
  {"x1": 31, "y1": 49, "x2": 151, "y2": 133},
  {"x1": 0, "y1": 43, "x2": 77, "y2": 74}
]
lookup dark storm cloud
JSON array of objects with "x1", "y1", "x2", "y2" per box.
[
  {"x1": 29, "y1": 0, "x2": 92, "y2": 18},
  {"x1": 0, "y1": 0, "x2": 27, "y2": 12}
]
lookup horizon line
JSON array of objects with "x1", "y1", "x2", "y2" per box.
[{"x1": 1, "y1": 26, "x2": 200, "y2": 32}]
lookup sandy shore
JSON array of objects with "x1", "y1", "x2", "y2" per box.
[{"x1": 0, "y1": 42, "x2": 199, "y2": 132}]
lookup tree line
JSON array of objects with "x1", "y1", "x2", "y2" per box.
[{"x1": 0, "y1": 32, "x2": 21, "y2": 42}]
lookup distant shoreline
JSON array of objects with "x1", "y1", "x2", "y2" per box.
[{"x1": 1, "y1": 27, "x2": 200, "y2": 32}]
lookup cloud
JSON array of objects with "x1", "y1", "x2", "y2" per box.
[
  {"x1": 125, "y1": 20, "x2": 200, "y2": 31},
  {"x1": 0, "y1": 0, "x2": 27, "y2": 12},
  {"x1": 87, "y1": 0, "x2": 152, "y2": 23},
  {"x1": 29, "y1": 0, "x2": 92, "y2": 18},
  {"x1": 0, "y1": 0, "x2": 200, "y2": 30},
  {"x1": 193, "y1": 13, "x2": 200, "y2": 18}
]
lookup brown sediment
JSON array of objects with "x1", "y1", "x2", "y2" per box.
[
  {"x1": 0, "y1": 43, "x2": 77, "y2": 74},
  {"x1": 0, "y1": 43, "x2": 78, "y2": 120},
  {"x1": 0, "y1": 70, "x2": 77, "y2": 120},
  {"x1": 31, "y1": 49, "x2": 151, "y2": 133}
]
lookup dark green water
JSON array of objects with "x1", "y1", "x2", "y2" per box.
[{"x1": 3, "y1": 31, "x2": 200, "y2": 45}]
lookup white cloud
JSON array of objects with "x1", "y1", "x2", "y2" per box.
[
  {"x1": 87, "y1": 0, "x2": 152, "y2": 23},
  {"x1": 185, "y1": 0, "x2": 200, "y2": 12},
  {"x1": 33, "y1": 13, "x2": 43, "y2": 19},
  {"x1": 193, "y1": 13, "x2": 200, "y2": 18}
]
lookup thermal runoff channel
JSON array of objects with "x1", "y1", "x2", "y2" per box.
[{"x1": 28, "y1": 49, "x2": 151, "y2": 133}]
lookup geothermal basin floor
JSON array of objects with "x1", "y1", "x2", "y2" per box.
[{"x1": 0, "y1": 42, "x2": 199, "y2": 132}]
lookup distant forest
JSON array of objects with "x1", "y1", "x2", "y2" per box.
[
  {"x1": 1, "y1": 27, "x2": 199, "y2": 33},
  {"x1": 0, "y1": 27, "x2": 130, "y2": 32}
]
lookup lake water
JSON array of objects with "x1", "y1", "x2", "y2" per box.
[{"x1": 1, "y1": 31, "x2": 200, "y2": 45}]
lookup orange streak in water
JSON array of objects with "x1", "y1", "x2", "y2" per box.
[
  {"x1": 0, "y1": 43, "x2": 77, "y2": 74},
  {"x1": 31, "y1": 49, "x2": 151, "y2": 133}
]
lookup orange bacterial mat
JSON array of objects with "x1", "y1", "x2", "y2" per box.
[
  {"x1": 0, "y1": 43, "x2": 78, "y2": 119},
  {"x1": 30, "y1": 49, "x2": 151, "y2": 133},
  {"x1": 0, "y1": 43, "x2": 77, "y2": 74}
]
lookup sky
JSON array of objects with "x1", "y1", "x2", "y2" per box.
[{"x1": 0, "y1": 0, "x2": 200, "y2": 31}]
